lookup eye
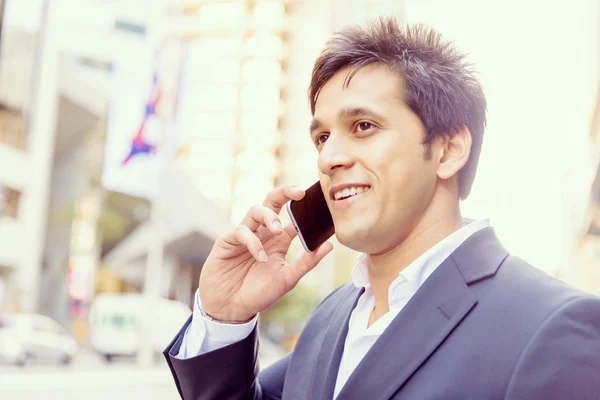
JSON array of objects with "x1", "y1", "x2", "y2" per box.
[
  {"x1": 315, "y1": 133, "x2": 329, "y2": 145},
  {"x1": 356, "y1": 121, "x2": 375, "y2": 132}
]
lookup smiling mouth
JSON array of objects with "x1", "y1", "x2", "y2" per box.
[{"x1": 332, "y1": 185, "x2": 371, "y2": 201}]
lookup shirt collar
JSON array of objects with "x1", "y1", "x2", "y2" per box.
[
  {"x1": 351, "y1": 218, "x2": 491, "y2": 293},
  {"x1": 351, "y1": 253, "x2": 370, "y2": 288}
]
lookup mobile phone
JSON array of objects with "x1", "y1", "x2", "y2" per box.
[{"x1": 287, "y1": 181, "x2": 335, "y2": 253}]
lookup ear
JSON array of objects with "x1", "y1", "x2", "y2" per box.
[{"x1": 436, "y1": 126, "x2": 472, "y2": 180}]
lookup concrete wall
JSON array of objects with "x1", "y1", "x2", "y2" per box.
[{"x1": 40, "y1": 140, "x2": 91, "y2": 319}]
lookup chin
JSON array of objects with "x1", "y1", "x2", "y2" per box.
[{"x1": 334, "y1": 224, "x2": 374, "y2": 253}]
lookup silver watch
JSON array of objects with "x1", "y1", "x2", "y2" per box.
[{"x1": 199, "y1": 307, "x2": 251, "y2": 325}]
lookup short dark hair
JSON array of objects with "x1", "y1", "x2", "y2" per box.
[{"x1": 308, "y1": 17, "x2": 487, "y2": 199}]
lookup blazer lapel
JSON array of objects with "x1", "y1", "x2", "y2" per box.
[
  {"x1": 311, "y1": 285, "x2": 364, "y2": 400},
  {"x1": 335, "y1": 227, "x2": 508, "y2": 400},
  {"x1": 336, "y1": 255, "x2": 477, "y2": 400}
]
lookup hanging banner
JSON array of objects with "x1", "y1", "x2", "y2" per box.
[
  {"x1": 102, "y1": 55, "x2": 163, "y2": 198},
  {"x1": 101, "y1": 2, "x2": 164, "y2": 199}
]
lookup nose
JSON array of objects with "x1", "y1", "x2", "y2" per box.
[{"x1": 318, "y1": 133, "x2": 355, "y2": 176}]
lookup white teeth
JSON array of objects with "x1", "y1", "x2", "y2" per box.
[{"x1": 333, "y1": 186, "x2": 370, "y2": 200}]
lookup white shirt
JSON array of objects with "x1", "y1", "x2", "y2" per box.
[{"x1": 177, "y1": 219, "x2": 490, "y2": 399}]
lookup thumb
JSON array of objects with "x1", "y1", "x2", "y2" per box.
[{"x1": 284, "y1": 241, "x2": 334, "y2": 289}]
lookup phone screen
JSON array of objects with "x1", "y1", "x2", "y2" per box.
[{"x1": 287, "y1": 181, "x2": 335, "y2": 253}]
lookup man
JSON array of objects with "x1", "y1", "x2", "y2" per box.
[{"x1": 164, "y1": 18, "x2": 600, "y2": 399}]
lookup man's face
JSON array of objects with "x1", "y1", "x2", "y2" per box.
[{"x1": 311, "y1": 64, "x2": 439, "y2": 254}]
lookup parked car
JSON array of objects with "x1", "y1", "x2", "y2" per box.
[
  {"x1": 88, "y1": 293, "x2": 190, "y2": 362},
  {"x1": 0, "y1": 313, "x2": 79, "y2": 366},
  {"x1": 0, "y1": 321, "x2": 26, "y2": 366}
]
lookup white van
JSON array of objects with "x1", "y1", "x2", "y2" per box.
[{"x1": 88, "y1": 294, "x2": 190, "y2": 361}]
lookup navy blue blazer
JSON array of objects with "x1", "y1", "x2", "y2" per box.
[{"x1": 164, "y1": 228, "x2": 600, "y2": 399}]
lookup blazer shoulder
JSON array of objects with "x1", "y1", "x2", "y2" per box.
[
  {"x1": 504, "y1": 294, "x2": 600, "y2": 399},
  {"x1": 499, "y1": 255, "x2": 594, "y2": 296},
  {"x1": 493, "y1": 255, "x2": 595, "y2": 308}
]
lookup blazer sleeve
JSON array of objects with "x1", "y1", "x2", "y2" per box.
[
  {"x1": 505, "y1": 295, "x2": 600, "y2": 400},
  {"x1": 163, "y1": 316, "x2": 289, "y2": 400}
]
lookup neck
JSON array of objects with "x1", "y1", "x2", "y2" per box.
[{"x1": 365, "y1": 189, "x2": 463, "y2": 315}]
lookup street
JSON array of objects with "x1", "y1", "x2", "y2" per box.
[
  {"x1": 0, "y1": 350, "x2": 179, "y2": 399},
  {"x1": 0, "y1": 346, "x2": 282, "y2": 399}
]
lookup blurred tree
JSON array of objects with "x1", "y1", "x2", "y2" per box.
[
  {"x1": 334, "y1": 245, "x2": 358, "y2": 286},
  {"x1": 95, "y1": 265, "x2": 123, "y2": 293},
  {"x1": 261, "y1": 284, "x2": 320, "y2": 332}
]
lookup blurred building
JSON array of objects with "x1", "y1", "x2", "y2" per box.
[
  {"x1": 0, "y1": 0, "x2": 114, "y2": 320},
  {"x1": 0, "y1": 0, "x2": 228, "y2": 322},
  {"x1": 102, "y1": 0, "x2": 376, "y2": 303},
  {"x1": 571, "y1": 85, "x2": 600, "y2": 296},
  {"x1": 0, "y1": 0, "x2": 56, "y2": 313}
]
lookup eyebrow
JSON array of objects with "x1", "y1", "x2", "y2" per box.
[
  {"x1": 309, "y1": 119, "x2": 322, "y2": 136},
  {"x1": 309, "y1": 106, "x2": 386, "y2": 136}
]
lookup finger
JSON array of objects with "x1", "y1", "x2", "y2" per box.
[
  {"x1": 240, "y1": 205, "x2": 283, "y2": 234},
  {"x1": 257, "y1": 221, "x2": 296, "y2": 243},
  {"x1": 284, "y1": 241, "x2": 334, "y2": 289},
  {"x1": 263, "y1": 185, "x2": 305, "y2": 214},
  {"x1": 283, "y1": 223, "x2": 298, "y2": 240},
  {"x1": 233, "y1": 225, "x2": 268, "y2": 262}
]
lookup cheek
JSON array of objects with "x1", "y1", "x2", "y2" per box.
[
  {"x1": 318, "y1": 172, "x2": 329, "y2": 190},
  {"x1": 377, "y1": 153, "x2": 432, "y2": 204}
]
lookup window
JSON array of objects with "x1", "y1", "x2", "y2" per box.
[
  {"x1": 0, "y1": 105, "x2": 25, "y2": 149},
  {"x1": 0, "y1": 186, "x2": 21, "y2": 218},
  {"x1": 101, "y1": 314, "x2": 136, "y2": 328},
  {"x1": 171, "y1": 0, "x2": 287, "y2": 219},
  {"x1": 0, "y1": 0, "x2": 44, "y2": 151}
]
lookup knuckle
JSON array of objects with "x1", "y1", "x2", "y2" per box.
[
  {"x1": 271, "y1": 198, "x2": 285, "y2": 209},
  {"x1": 249, "y1": 204, "x2": 263, "y2": 215},
  {"x1": 271, "y1": 185, "x2": 287, "y2": 198},
  {"x1": 264, "y1": 191, "x2": 278, "y2": 204}
]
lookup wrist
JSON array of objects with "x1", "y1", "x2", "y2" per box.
[{"x1": 200, "y1": 307, "x2": 255, "y2": 324}]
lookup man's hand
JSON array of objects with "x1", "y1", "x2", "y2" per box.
[{"x1": 199, "y1": 185, "x2": 334, "y2": 323}]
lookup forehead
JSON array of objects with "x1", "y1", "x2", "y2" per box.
[{"x1": 313, "y1": 64, "x2": 404, "y2": 117}]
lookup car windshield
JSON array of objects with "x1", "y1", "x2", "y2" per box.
[{"x1": 32, "y1": 316, "x2": 68, "y2": 335}]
